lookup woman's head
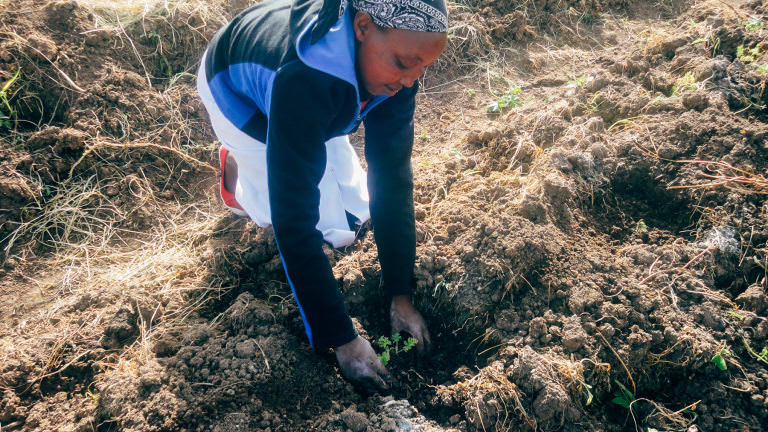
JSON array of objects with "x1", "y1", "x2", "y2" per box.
[{"x1": 350, "y1": 0, "x2": 448, "y2": 97}]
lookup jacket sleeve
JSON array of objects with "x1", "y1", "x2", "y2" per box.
[
  {"x1": 363, "y1": 82, "x2": 418, "y2": 298},
  {"x1": 267, "y1": 62, "x2": 357, "y2": 350}
]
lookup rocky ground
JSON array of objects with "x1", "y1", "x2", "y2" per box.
[{"x1": 1, "y1": 0, "x2": 767, "y2": 431}]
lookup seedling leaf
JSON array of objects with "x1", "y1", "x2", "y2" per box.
[
  {"x1": 711, "y1": 348, "x2": 728, "y2": 370},
  {"x1": 403, "y1": 337, "x2": 418, "y2": 352},
  {"x1": 611, "y1": 380, "x2": 635, "y2": 409}
]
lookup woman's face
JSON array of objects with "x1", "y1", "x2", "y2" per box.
[{"x1": 353, "y1": 12, "x2": 447, "y2": 97}]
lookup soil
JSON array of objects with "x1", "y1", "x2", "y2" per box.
[{"x1": 1, "y1": 0, "x2": 768, "y2": 431}]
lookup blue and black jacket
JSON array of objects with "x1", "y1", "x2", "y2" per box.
[{"x1": 204, "y1": 0, "x2": 417, "y2": 350}]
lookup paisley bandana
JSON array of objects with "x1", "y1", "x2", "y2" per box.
[{"x1": 351, "y1": 0, "x2": 448, "y2": 33}]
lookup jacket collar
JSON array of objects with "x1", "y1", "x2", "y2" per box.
[{"x1": 295, "y1": 5, "x2": 357, "y2": 89}]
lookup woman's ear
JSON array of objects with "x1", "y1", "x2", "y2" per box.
[{"x1": 353, "y1": 11, "x2": 373, "y2": 42}]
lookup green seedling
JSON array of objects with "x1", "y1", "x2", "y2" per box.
[
  {"x1": 746, "y1": 19, "x2": 765, "y2": 32},
  {"x1": 711, "y1": 347, "x2": 729, "y2": 371},
  {"x1": 85, "y1": 390, "x2": 100, "y2": 404},
  {"x1": 743, "y1": 338, "x2": 768, "y2": 365},
  {"x1": 583, "y1": 383, "x2": 594, "y2": 406},
  {"x1": 376, "y1": 333, "x2": 418, "y2": 366},
  {"x1": 611, "y1": 380, "x2": 635, "y2": 409},
  {"x1": 736, "y1": 44, "x2": 764, "y2": 63},
  {"x1": 0, "y1": 68, "x2": 21, "y2": 130},
  {"x1": 448, "y1": 149, "x2": 464, "y2": 159},
  {"x1": 465, "y1": 89, "x2": 476, "y2": 97},
  {"x1": 571, "y1": 76, "x2": 587, "y2": 87},
  {"x1": 709, "y1": 35, "x2": 721, "y2": 56},
  {"x1": 725, "y1": 310, "x2": 744, "y2": 320},
  {"x1": 633, "y1": 220, "x2": 648, "y2": 233},
  {"x1": 672, "y1": 71, "x2": 697, "y2": 96},
  {"x1": 487, "y1": 86, "x2": 522, "y2": 113},
  {"x1": 588, "y1": 92, "x2": 603, "y2": 113}
]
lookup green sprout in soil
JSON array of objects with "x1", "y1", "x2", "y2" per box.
[
  {"x1": 376, "y1": 333, "x2": 418, "y2": 366},
  {"x1": 449, "y1": 149, "x2": 465, "y2": 159},
  {"x1": 742, "y1": 338, "x2": 768, "y2": 365},
  {"x1": 736, "y1": 44, "x2": 765, "y2": 63},
  {"x1": 570, "y1": 76, "x2": 587, "y2": 87},
  {"x1": 487, "y1": 86, "x2": 522, "y2": 113},
  {"x1": 611, "y1": 380, "x2": 635, "y2": 409},
  {"x1": 672, "y1": 71, "x2": 697, "y2": 96},
  {"x1": 711, "y1": 347, "x2": 729, "y2": 371},
  {"x1": 709, "y1": 35, "x2": 721, "y2": 56},
  {"x1": 0, "y1": 68, "x2": 20, "y2": 130},
  {"x1": 418, "y1": 127, "x2": 429, "y2": 142},
  {"x1": 85, "y1": 390, "x2": 100, "y2": 404},
  {"x1": 745, "y1": 19, "x2": 764, "y2": 32},
  {"x1": 588, "y1": 92, "x2": 603, "y2": 113},
  {"x1": 633, "y1": 220, "x2": 648, "y2": 233}
]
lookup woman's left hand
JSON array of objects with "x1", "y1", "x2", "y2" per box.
[{"x1": 390, "y1": 295, "x2": 432, "y2": 354}]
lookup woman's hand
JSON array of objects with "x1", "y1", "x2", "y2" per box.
[
  {"x1": 335, "y1": 335, "x2": 391, "y2": 394},
  {"x1": 390, "y1": 295, "x2": 432, "y2": 354}
]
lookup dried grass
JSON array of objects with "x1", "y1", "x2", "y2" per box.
[{"x1": 440, "y1": 360, "x2": 535, "y2": 431}]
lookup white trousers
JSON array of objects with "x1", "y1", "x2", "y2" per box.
[{"x1": 196, "y1": 56, "x2": 371, "y2": 248}]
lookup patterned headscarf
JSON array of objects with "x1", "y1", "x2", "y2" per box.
[
  {"x1": 351, "y1": 0, "x2": 448, "y2": 33},
  {"x1": 312, "y1": 0, "x2": 448, "y2": 42}
]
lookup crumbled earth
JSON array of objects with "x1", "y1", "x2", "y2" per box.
[{"x1": 1, "y1": 0, "x2": 768, "y2": 431}]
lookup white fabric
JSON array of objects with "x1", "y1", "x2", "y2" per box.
[{"x1": 197, "y1": 55, "x2": 371, "y2": 248}]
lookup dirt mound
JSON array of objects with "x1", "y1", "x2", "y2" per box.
[
  {"x1": 0, "y1": 0, "x2": 225, "y2": 254},
  {"x1": 442, "y1": 0, "x2": 634, "y2": 68}
]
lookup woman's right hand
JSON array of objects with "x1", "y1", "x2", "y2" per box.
[{"x1": 334, "y1": 335, "x2": 391, "y2": 394}]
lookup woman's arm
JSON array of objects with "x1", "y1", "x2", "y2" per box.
[
  {"x1": 363, "y1": 82, "x2": 419, "y2": 298},
  {"x1": 267, "y1": 61, "x2": 358, "y2": 350}
]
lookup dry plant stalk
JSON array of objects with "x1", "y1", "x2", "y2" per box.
[
  {"x1": 440, "y1": 361, "x2": 535, "y2": 431},
  {"x1": 668, "y1": 159, "x2": 768, "y2": 195}
]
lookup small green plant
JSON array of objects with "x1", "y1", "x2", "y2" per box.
[
  {"x1": 85, "y1": 390, "x2": 100, "y2": 404},
  {"x1": 633, "y1": 220, "x2": 648, "y2": 233},
  {"x1": 448, "y1": 149, "x2": 464, "y2": 159},
  {"x1": 743, "y1": 338, "x2": 768, "y2": 365},
  {"x1": 588, "y1": 91, "x2": 602, "y2": 113},
  {"x1": 487, "y1": 86, "x2": 522, "y2": 113},
  {"x1": 736, "y1": 44, "x2": 764, "y2": 63},
  {"x1": 0, "y1": 68, "x2": 21, "y2": 130},
  {"x1": 465, "y1": 89, "x2": 476, "y2": 97},
  {"x1": 711, "y1": 347, "x2": 729, "y2": 371},
  {"x1": 745, "y1": 19, "x2": 765, "y2": 32},
  {"x1": 672, "y1": 71, "x2": 697, "y2": 96},
  {"x1": 710, "y1": 35, "x2": 722, "y2": 56},
  {"x1": 582, "y1": 382, "x2": 594, "y2": 406},
  {"x1": 611, "y1": 380, "x2": 635, "y2": 409},
  {"x1": 418, "y1": 130, "x2": 429, "y2": 142},
  {"x1": 376, "y1": 333, "x2": 418, "y2": 366}
]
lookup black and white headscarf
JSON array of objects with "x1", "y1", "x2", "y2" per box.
[
  {"x1": 351, "y1": 0, "x2": 448, "y2": 33},
  {"x1": 313, "y1": 0, "x2": 448, "y2": 42}
]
